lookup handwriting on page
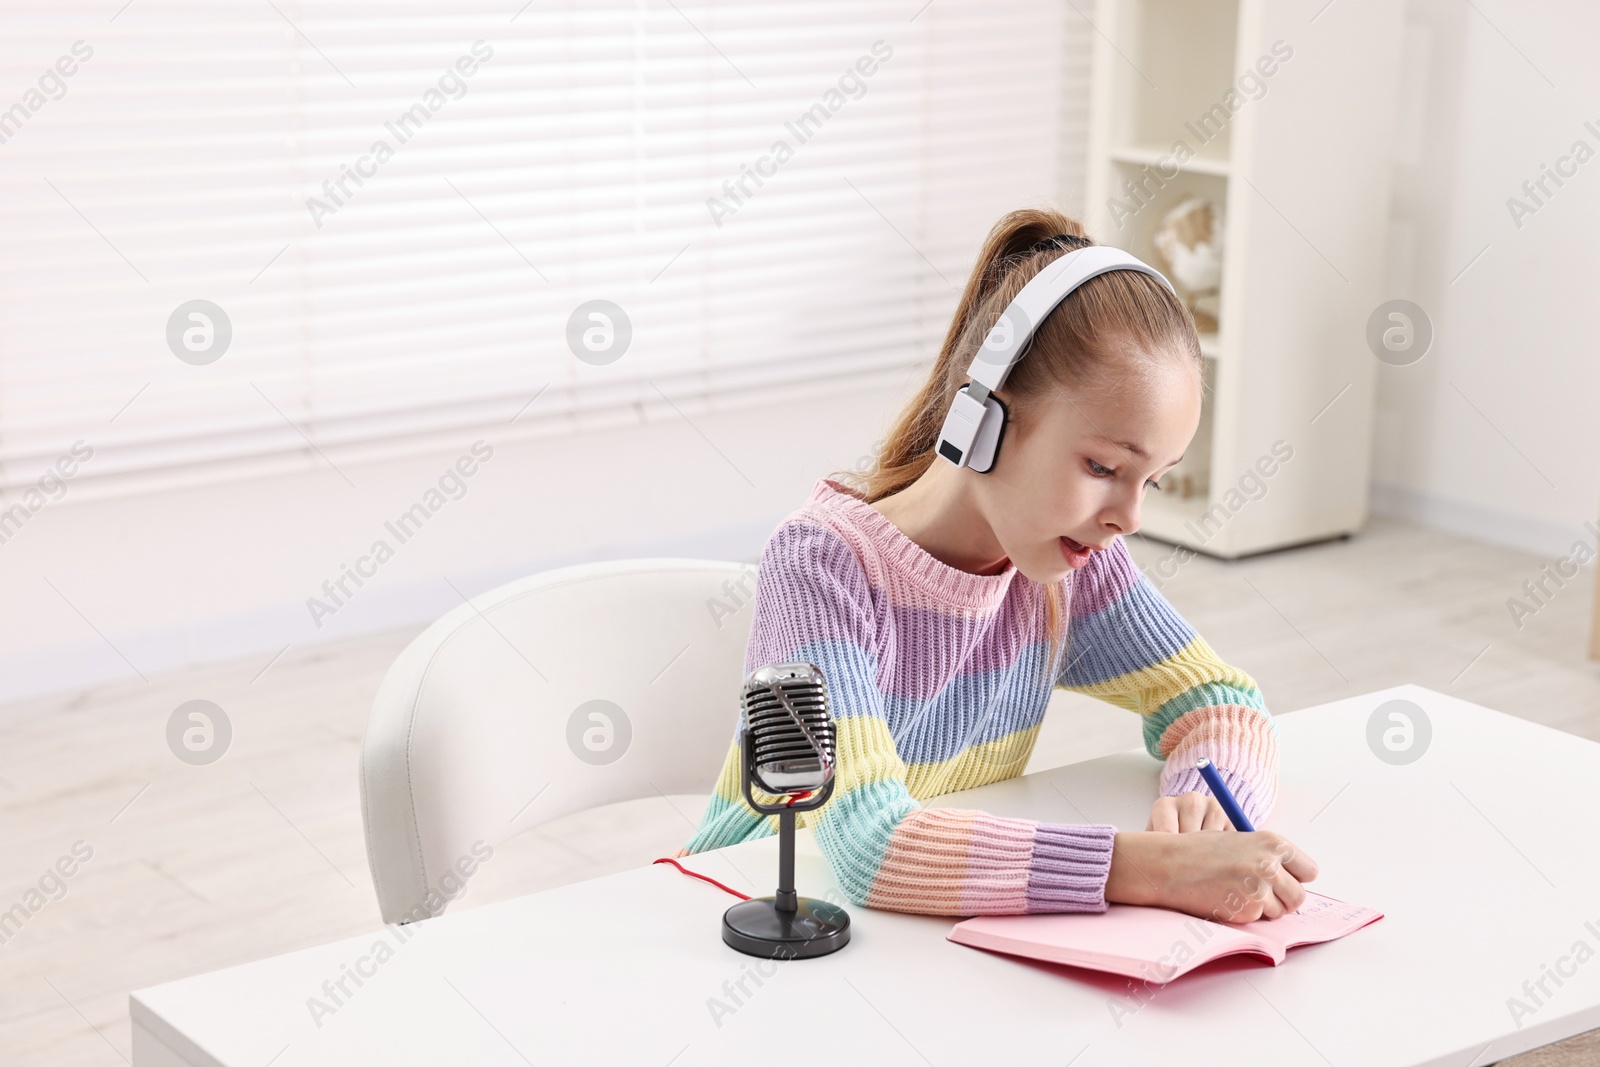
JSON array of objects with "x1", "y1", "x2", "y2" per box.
[
  {"x1": 1286, "y1": 893, "x2": 1372, "y2": 925},
  {"x1": 1245, "y1": 892, "x2": 1381, "y2": 950}
]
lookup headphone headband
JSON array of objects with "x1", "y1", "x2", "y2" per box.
[
  {"x1": 934, "y1": 243, "x2": 1176, "y2": 473},
  {"x1": 966, "y1": 245, "x2": 1176, "y2": 393}
]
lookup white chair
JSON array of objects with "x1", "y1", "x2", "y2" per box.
[{"x1": 360, "y1": 558, "x2": 757, "y2": 925}]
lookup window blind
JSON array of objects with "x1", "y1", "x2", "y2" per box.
[{"x1": 0, "y1": 0, "x2": 1081, "y2": 500}]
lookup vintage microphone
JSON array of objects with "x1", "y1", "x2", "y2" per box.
[{"x1": 721, "y1": 662, "x2": 852, "y2": 959}]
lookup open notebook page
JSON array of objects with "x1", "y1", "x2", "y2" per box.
[{"x1": 947, "y1": 891, "x2": 1383, "y2": 984}]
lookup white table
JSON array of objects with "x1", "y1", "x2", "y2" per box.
[{"x1": 132, "y1": 686, "x2": 1600, "y2": 1066}]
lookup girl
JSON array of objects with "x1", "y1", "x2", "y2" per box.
[{"x1": 676, "y1": 207, "x2": 1318, "y2": 923}]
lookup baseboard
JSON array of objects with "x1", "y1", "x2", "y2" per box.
[
  {"x1": 1370, "y1": 482, "x2": 1597, "y2": 559},
  {"x1": 0, "y1": 518, "x2": 777, "y2": 706}
]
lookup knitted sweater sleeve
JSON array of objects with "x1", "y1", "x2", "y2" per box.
[
  {"x1": 677, "y1": 519, "x2": 1117, "y2": 917},
  {"x1": 1058, "y1": 536, "x2": 1281, "y2": 827}
]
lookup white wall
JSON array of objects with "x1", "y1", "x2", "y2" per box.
[
  {"x1": 0, "y1": 377, "x2": 916, "y2": 703},
  {"x1": 1372, "y1": 0, "x2": 1600, "y2": 557}
]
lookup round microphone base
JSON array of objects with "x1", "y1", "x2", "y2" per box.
[{"x1": 721, "y1": 896, "x2": 851, "y2": 959}]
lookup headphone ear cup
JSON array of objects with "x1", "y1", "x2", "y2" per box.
[{"x1": 965, "y1": 394, "x2": 1008, "y2": 474}]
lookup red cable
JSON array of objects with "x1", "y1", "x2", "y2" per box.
[
  {"x1": 655, "y1": 791, "x2": 813, "y2": 901},
  {"x1": 653, "y1": 857, "x2": 751, "y2": 900}
]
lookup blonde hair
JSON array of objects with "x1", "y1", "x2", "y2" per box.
[{"x1": 839, "y1": 206, "x2": 1202, "y2": 651}]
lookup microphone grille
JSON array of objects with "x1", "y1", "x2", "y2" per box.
[{"x1": 740, "y1": 663, "x2": 835, "y2": 795}]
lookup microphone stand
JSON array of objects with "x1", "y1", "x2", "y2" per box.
[{"x1": 720, "y1": 723, "x2": 851, "y2": 960}]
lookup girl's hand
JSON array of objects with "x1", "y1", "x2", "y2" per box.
[
  {"x1": 1106, "y1": 829, "x2": 1319, "y2": 922},
  {"x1": 1146, "y1": 790, "x2": 1235, "y2": 833}
]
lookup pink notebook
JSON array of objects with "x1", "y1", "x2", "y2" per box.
[{"x1": 948, "y1": 891, "x2": 1383, "y2": 984}]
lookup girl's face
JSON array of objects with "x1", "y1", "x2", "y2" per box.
[{"x1": 974, "y1": 355, "x2": 1202, "y2": 584}]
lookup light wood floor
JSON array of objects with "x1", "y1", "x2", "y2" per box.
[{"x1": 3, "y1": 515, "x2": 1596, "y2": 1065}]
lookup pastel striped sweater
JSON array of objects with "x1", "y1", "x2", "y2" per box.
[{"x1": 676, "y1": 478, "x2": 1279, "y2": 917}]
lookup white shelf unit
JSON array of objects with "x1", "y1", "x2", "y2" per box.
[{"x1": 1082, "y1": 0, "x2": 1405, "y2": 557}]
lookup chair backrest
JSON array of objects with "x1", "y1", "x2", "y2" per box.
[{"x1": 360, "y1": 558, "x2": 757, "y2": 925}]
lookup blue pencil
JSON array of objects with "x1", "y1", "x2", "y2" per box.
[{"x1": 1196, "y1": 757, "x2": 1254, "y2": 831}]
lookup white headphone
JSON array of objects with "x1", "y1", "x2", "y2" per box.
[{"x1": 935, "y1": 243, "x2": 1176, "y2": 473}]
